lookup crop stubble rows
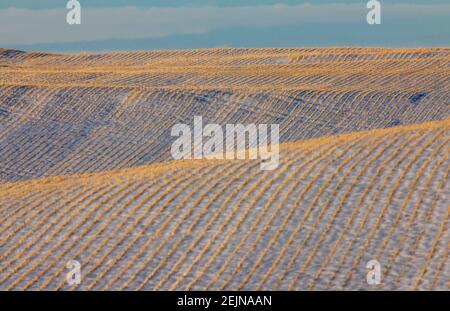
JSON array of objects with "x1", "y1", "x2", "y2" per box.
[{"x1": 0, "y1": 47, "x2": 448, "y2": 290}]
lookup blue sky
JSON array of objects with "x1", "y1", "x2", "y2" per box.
[{"x1": 1, "y1": 1, "x2": 449, "y2": 52}]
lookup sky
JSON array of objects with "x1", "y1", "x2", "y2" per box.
[{"x1": 1, "y1": 0, "x2": 449, "y2": 52}]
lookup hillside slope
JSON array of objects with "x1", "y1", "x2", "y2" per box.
[
  {"x1": 0, "y1": 120, "x2": 449, "y2": 290},
  {"x1": 0, "y1": 48, "x2": 449, "y2": 181},
  {"x1": 0, "y1": 48, "x2": 449, "y2": 291}
]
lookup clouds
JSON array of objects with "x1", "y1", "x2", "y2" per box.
[{"x1": 1, "y1": 3, "x2": 449, "y2": 47}]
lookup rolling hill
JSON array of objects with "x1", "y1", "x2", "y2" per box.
[{"x1": 0, "y1": 47, "x2": 449, "y2": 290}]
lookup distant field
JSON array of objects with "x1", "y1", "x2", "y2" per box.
[{"x1": 0, "y1": 48, "x2": 448, "y2": 290}]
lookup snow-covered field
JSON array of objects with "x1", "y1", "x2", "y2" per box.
[{"x1": 0, "y1": 47, "x2": 449, "y2": 290}]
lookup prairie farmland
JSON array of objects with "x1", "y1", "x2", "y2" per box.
[{"x1": 0, "y1": 47, "x2": 449, "y2": 290}]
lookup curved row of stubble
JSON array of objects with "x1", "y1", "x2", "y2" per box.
[{"x1": 0, "y1": 119, "x2": 448, "y2": 290}]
